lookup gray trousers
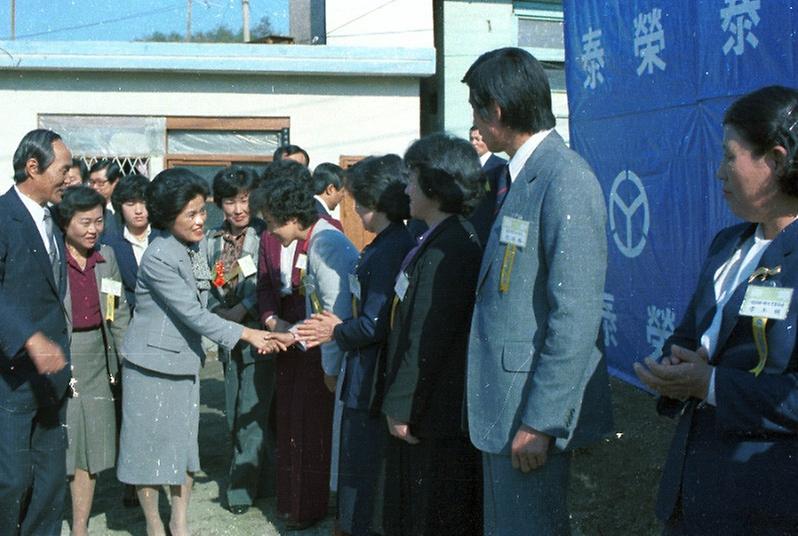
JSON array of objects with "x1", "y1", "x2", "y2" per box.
[
  {"x1": 482, "y1": 450, "x2": 571, "y2": 536},
  {"x1": 223, "y1": 352, "x2": 276, "y2": 506}
]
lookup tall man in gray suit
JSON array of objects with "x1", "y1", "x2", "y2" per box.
[{"x1": 464, "y1": 48, "x2": 613, "y2": 535}]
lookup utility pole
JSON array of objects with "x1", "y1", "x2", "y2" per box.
[
  {"x1": 10, "y1": 0, "x2": 15, "y2": 40},
  {"x1": 185, "y1": 0, "x2": 192, "y2": 42},
  {"x1": 242, "y1": 0, "x2": 251, "y2": 42}
]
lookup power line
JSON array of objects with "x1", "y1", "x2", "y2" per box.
[
  {"x1": 326, "y1": 0, "x2": 398, "y2": 36},
  {"x1": 2, "y1": 3, "x2": 185, "y2": 40}
]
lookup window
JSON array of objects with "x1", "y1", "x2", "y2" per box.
[{"x1": 514, "y1": 2, "x2": 565, "y2": 63}]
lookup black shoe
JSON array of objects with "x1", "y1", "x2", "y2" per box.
[{"x1": 229, "y1": 505, "x2": 249, "y2": 515}]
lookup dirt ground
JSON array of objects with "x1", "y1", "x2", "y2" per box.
[{"x1": 61, "y1": 360, "x2": 676, "y2": 535}]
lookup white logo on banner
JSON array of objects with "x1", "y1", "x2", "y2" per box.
[
  {"x1": 609, "y1": 170, "x2": 650, "y2": 258},
  {"x1": 581, "y1": 27, "x2": 605, "y2": 89},
  {"x1": 634, "y1": 8, "x2": 666, "y2": 75},
  {"x1": 721, "y1": 0, "x2": 760, "y2": 56},
  {"x1": 602, "y1": 293, "x2": 619, "y2": 348},
  {"x1": 646, "y1": 304, "x2": 675, "y2": 356}
]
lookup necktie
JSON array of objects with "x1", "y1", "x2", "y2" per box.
[
  {"x1": 43, "y1": 208, "x2": 60, "y2": 289},
  {"x1": 494, "y1": 164, "x2": 511, "y2": 214}
]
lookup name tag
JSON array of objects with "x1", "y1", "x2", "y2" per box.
[
  {"x1": 739, "y1": 285, "x2": 793, "y2": 320},
  {"x1": 499, "y1": 216, "x2": 530, "y2": 247},
  {"x1": 101, "y1": 278, "x2": 122, "y2": 297},
  {"x1": 238, "y1": 255, "x2": 257, "y2": 278},
  {"x1": 349, "y1": 273, "x2": 361, "y2": 300},
  {"x1": 394, "y1": 272, "x2": 409, "y2": 301},
  {"x1": 295, "y1": 253, "x2": 308, "y2": 271}
]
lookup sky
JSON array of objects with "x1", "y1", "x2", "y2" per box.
[{"x1": 0, "y1": 0, "x2": 289, "y2": 41}]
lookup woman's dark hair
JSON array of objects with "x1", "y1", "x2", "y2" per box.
[
  {"x1": 404, "y1": 133, "x2": 483, "y2": 215},
  {"x1": 146, "y1": 168, "x2": 209, "y2": 230},
  {"x1": 260, "y1": 159, "x2": 313, "y2": 190},
  {"x1": 724, "y1": 85, "x2": 798, "y2": 196},
  {"x1": 12, "y1": 129, "x2": 62, "y2": 183},
  {"x1": 111, "y1": 174, "x2": 150, "y2": 215},
  {"x1": 250, "y1": 176, "x2": 319, "y2": 228},
  {"x1": 462, "y1": 47, "x2": 555, "y2": 134},
  {"x1": 212, "y1": 166, "x2": 258, "y2": 207},
  {"x1": 54, "y1": 185, "x2": 106, "y2": 230},
  {"x1": 345, "y1": 155, "x2": 410, "y2": 222},
  {"x1": 312, "y1": 163, "x2": 344, "y2": 195}
]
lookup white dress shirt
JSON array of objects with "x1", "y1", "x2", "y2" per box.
[
  {"x1": 507, "y1": 129, "x2": 553, "y2": 183},
  {"x1": 14, "y1": 185, "x2": 54, "y2": 256}
]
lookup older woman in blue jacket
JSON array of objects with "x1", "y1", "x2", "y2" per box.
[
  {"x1": 116, "y1": 168, "x2": 284, "y2": 536},
  {"x1": 636, "y1": 86, "x2": 798, "y2": 534}
]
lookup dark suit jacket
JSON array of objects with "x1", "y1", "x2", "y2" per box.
[
  {"x1": 0, "y1": 187, "x2": 70, "y2": 408},
  {"x1": 101, "y1": 207, "x2": 122, "y2": 241},
  {"x1": 656, "y1": 222, "x2": 798, "y2": 530},
  {"x1": 468, "y1": 154, "x2": 507, "y2": 246},
  {"x1": 333, "y1": 222, "x2": 414, "y2": 409},
  {"x1": 379, "y1": 215, "x2": 482, "y2": 438},
  {"x1": 103, "y1": 228, "x2": 163, "y2": 311}
]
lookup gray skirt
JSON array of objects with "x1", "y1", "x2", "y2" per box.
[
  {"x1": 66, "y1": 328, "x2": 116, "y2": 475},
  {"x1": 116, "y1": 361, "x2": 200, "y2": 486}
]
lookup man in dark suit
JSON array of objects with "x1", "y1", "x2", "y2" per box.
[
  {"x1": 0, "y1": 129, "x2": 72, "y2": 535},
  {"x1": 464, "y1": 48, "x2": 612, "y2": 535},
  {"x1": 467, "y1": 125, "x2": 508, "y2": 246},
  {"x1": 88, "y1": 159, "x2": 123, "y2": 239}
]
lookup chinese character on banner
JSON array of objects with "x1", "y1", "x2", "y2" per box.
[
  {"x1": 720, "y1": 0, "x2": 761, "y2": 56},
  {"x1": 602, "y1": 293, "x2": 618, "y2": 348},
  {"x1": 646, "y1": 304, "x2": 675, "y2": 356},
  {"x1": 633, "y1": 8, "x2": 666, "y2": 75},
  {"x1": 581, "y1": 27, "x2": 605, "y2": 89}
]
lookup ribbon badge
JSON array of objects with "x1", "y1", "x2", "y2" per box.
[{"x1": 747, "y1": 265, "x2": 782, "y2": 377}]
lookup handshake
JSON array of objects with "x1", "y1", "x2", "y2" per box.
[{"x1": 240, "y1": 327, "x2": 294, "y2": 355}]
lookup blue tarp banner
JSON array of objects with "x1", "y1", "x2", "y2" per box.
[{"x1": 563, "y1": 0, "x2": 798, "y2": 387}]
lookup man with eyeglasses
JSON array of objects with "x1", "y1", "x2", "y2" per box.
[{"x1": 88, "y1": 159, "x2": 123, "y2": 238}]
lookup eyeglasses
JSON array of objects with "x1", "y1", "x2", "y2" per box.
[{"x1": 89, "y1": 179, "x2": 109, "y2": 187}]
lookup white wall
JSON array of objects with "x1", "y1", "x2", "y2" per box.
[
  {"x1": 0, "y1": 71, "x2": 421, "y2": 191},
  {"x1": 325, "y1": 0, "x2": 433, "y2": 48},
  {"x1": 442, "y1": 1, "x2": 569, "y2": 144}
]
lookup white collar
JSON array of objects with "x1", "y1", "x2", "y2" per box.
[
  {"x1": 508, "y1": 129, "x2": 553, "y2": 182},
  {"x1": 479, "y1": 152, "x2": 492, "y2": 166},
  {"x1": 14, "y1": 184, "x2": 46, "y2": 222},
  {"x1": 124, "y1": 224, "x2": 151, "y2": 244}
]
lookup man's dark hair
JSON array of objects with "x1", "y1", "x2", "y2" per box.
[
  {"x1": 404, "y1": 133, "x2": 483, "y2": 215},
  {"x1": 70, "y1": 158, "x2": 89, "y2": 183},
  {"x1": 12, "y1": 129, "x2": 63, "y2": 183},
  {"x1": 312, "y1": 163, "x2": 344, "y2": 195},
  {"x1": 212, "y1": 166, "x2": 258, "y2": 208},
  {"x1": 251, "y1": 176, "x2": 319, "y2": 228},
  {"x1": 111, "y1": 174, "x2": 150, "y2": 215},
  {"x1": 462, "y1": 47, "x2": 556, "y2": 133},
  {"x1": 89, "y1": 159, "x2": 123, "y2": 184},
  {"x1": 54, "y1": 185, "x2": 106, "y2": 230},
  {"x1": 273, "y1": 144, "x2": 310, "y2": 166},
  {"x1": 724, "y1": 85, "x2": 798, "y2": 197},
  {"x1": 146, "y1": 168, "x2": 209, "y2": 230},
  {"x1": 345, "y1": 155, "x2": 410, "y2": 222}
]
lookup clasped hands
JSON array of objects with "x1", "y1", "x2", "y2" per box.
[
  {"x1": 241, "y1": 327, "x2": 289, "y2": 355},
  {"x1": 633, "y1": 344, "x2": 712, "y2": 401}
]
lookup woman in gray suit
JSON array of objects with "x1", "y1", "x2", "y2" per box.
[
  {"x1": 116, "y1": 168, "x2": 285, "y2": 536},
  {"x1": 55, "y1": 186, "x2": 129, "y2": 536}
]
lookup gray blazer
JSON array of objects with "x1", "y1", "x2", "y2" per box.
[
  {"x1": 65, "y1": 244, "x2": 130, "y2": 381},
  {"x1": 121, "y1": 234, "x2": 243, "y2": 377},
  {"x1": 467, "y1": 131, "x2": 613, "y2": 454},
  {"x1": 304, "y1": 218, "x2": 359, "y2": 376},
  {"x1": 205, "y1": 223, "x2": 264, "y2": 364}
]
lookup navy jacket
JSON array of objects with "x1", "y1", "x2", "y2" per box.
[
  {"x1": 333, "y1": 222, "x2": 414, "y2": 410},
  {"x1": 0, "y1": 187, "x2": 70, "y2": 408},
  {"x1": 468, "y1": 154, "x2": 507, "y2": 247},
  {"x1": 657, "y1": 221, "x2": 798, "y2": 532},
  {"x1": 104, "y1": 228, "x2": 162, "y2": 311}
]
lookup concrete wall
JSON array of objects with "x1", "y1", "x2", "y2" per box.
[
  {"x1": 0, "y1": 70, "x2": 421, "y2": 191},
  {"x1": 439, "y1": 0, "x2": 569, "y2": 144},
  {"x1": 325, "y1": 0, "x2": 433, "y2": 48}
]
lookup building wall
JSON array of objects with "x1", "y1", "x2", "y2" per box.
[
  {"x1": 325, "y1": 0, "x2": 433, "y2": 48},
  {"x1": 0, "y1": 70, "x2": 421, "y2": 191},
  {"x1": 437, "y1": 0, "x2": 569, "y2": 144}
]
